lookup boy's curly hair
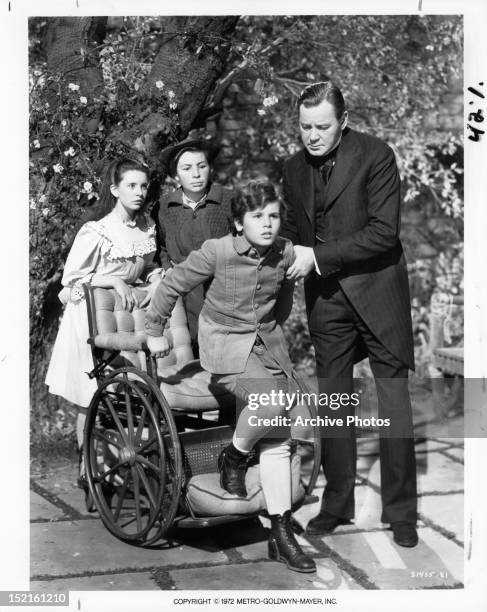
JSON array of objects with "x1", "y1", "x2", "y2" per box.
[{"x1": 231, "y1": 180, "x2": 285, "y2": 229}]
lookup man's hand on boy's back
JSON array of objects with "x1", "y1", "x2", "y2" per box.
[{"x1": 146, "y1": 335, "x2": 172, "y2": 358}]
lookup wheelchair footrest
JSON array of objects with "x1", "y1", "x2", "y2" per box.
[{"x1": 171, "y1": 514, "x2": 258, "y2": 529}]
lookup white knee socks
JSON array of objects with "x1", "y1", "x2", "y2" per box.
[{"x1": 259, "y1": 440, "x2": 292, "y2": 516}]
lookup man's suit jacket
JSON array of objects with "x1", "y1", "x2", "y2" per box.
[{"x1": 281, "y1": 127, "x2": 414, "y2": 370}]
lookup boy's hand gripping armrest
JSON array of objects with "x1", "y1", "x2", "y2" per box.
[{"x1": 146, "y1": 335, "x2": 172, "y2": 358}]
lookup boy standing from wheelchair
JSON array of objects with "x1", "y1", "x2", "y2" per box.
[{"x1": 146, "y1": 181, "x2": 316, "y2": 573}]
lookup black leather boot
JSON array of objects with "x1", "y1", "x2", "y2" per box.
[
  {"x1": 218, "y1": 442, "x2": 249, "y2": 497},
  {"x1": 268, "y1": 511, "x2": 316, "y2": 573}
]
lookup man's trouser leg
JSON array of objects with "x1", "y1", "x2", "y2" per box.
[
  {"x1": 307, "y1": 280, "x2": 358, "y2": 520},
  {"x1": 307, "y1": 279, "x2": 417, "y2": 523},
  {"x1": 352, "y1": 317, "x2": 417, "y2": 524}
]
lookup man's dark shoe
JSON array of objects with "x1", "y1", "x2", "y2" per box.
[
  {"x1": 218, "y1": 442, "x2": 249, "y2": 497},
  {"x1": 391, "y1": 522, "x2": 418, "y2": 548},
  {"x1": 269, "y1": 511, "x2": 316, "y2": 573},
  {"x1": 306, "y1": 510, "x2": 351, "y2": 535}
]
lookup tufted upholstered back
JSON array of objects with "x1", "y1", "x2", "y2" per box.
[
  {"x1": 85, "y1": 285, "x2": 193, "y2": 370},
  {"x1": 84, "y1": 285, "x2": 235, "y2": 413}
]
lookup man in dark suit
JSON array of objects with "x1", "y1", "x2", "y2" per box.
[{"x1": 281, "y1": 81, "x2": 418, "y2": 547}]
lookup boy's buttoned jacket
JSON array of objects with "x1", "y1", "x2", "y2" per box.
[{"x1": 146, "y1": 233, "x2": 295, "y2": 375}]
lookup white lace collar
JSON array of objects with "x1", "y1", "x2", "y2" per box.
[{"x1": 86, "y1": 212, "x2": 156, "y2": 261}]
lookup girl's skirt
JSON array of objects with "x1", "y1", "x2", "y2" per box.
[{"x1": 45, "y1": 300, "x2": 98, "y2": 409}]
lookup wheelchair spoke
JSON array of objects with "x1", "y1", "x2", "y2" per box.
[
  {"x1": 131, "y1": 466, "x2": 143, "y2": 532},
  {"x1": 93, "y1": 459, "x2": 127, "y2": 482},
  {"x1": 134, "y1": 406, "x2": 147, "y2": 446},
  {"x1": 135, "y1": 454, "x2": 163, "y2": 476},
  {"x1": 101, "y1": 396, "x2": 129, "y2": 445},
  {"x1": 118, "y1": 514, "x2": 139, "y2": 529},
  {"x1": 122, "y1": 373, "x2": 135, "y2": 443},
  {"x1": 112, "y1": 472, "x2": 131, "y2": 523},
  {"x1": 92, "y1": 429, "x2": 124, "y2": 449},
  {"x1": 135, "y1": 463, "x2": 157, "y2": 510},
  {"x1": 137, "y1": 436, "x2": 158, "y2": 454}
]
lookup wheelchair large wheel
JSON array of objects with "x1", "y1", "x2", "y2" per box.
[{"x1": 84, "y1": 367, "x2": 183, "y2": 545}]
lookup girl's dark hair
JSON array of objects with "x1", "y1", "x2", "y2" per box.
[
  {"x1": 231, "y1": 181, "x2": 282, "y2": 228},
  {"x1": 94, "y1": 158, "x2": 150, "y2": 220},
  {"x1": 297, "y1": 81, "x2": 346, "y2": 119}
]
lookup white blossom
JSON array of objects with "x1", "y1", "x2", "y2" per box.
[
  {"x1": 39, "y1": 194, "x2": 47, "y2": 203},
  {"x1": 64, "y1": 147, "x2": 76, "y2": 157},
  {"x1": 61, "y1": 119, "x2": 67, "y2": 127},
  {"x1": 155, "y1": 80, "x2": 164, "y2": 89},
  {"x1": 168, "y1": 90, "x2": 176, "y2": 99},
  {"x1": 53, "y1": 163, "x2": 64, "y2": 174},
  {"x1": 29, "y1": 199, "x2": 36, "y2": 210},
  {"x1": 169, "y1": 102, "x2": 178, "y2": 110},
  {"x1": 68, "y1": 83, "x2": 80, "y2": 91},
  {"x1": 42, "y1": 207, "x2": 50, "y2": 216},
  {"x1": 134, "y1": 83, "x2": 140, "y2": 91},
  {"x1": 79, "y1": 96, "x2": 88, "y2": 104},
  {"x1": 33, "y1": 139, "x2": 40, "y2": 149},
  {"x1": 83, "y1": 181, "x2": 93, "y2": 193},
  {"x1": 257, "y1": 109, "x2": 266, "y2": 116},
  {"x1": 263, "y1": 95, "x2": 278, "y2": 107}
]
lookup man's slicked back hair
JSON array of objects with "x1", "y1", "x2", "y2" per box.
[{"x1": 297, "y1": 81, "x2": 346, "y2": 119}]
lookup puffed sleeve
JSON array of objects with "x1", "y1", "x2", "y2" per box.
[{"x1": 61, "y1": 222, "x2": 103, "y2": 302}]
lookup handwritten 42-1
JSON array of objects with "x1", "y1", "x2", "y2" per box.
[{"x1": 467, "y1": 82, "x2": 485, "y2": 142}]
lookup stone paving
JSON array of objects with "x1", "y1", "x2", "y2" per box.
[{"x1": 30, "y1": 431, "x2": 464, "y2": 593}]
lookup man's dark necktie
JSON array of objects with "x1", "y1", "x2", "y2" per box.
[{"x1": 320, "y1": 158, "x2": 335, "y2": 184}]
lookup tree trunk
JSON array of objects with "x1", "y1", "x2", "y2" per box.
[
  {"x1": 136, "y1": 16, "x2": 239, "y2": 162},
  {"x1": 45, "y1": 16, "x2": 107, "y2": 97}
]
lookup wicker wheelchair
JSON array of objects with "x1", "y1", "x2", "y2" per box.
[{"x1": 82, "y1": 284, "x2": 321, "y2": 547}]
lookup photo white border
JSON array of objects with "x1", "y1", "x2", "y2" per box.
[{"x1": 2, "y1": 1, "x2": 486, "y2": 610}]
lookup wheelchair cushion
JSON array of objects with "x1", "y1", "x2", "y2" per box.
[
  {"x1": 159, "y1": 360, "x2": 234, "y2": 411},
  {"x1": 185, "y1": 453, "x2": 304, "y2": 517},
  {"x1": 88, "y1": 287, "x2": 232, "y2": 412}
]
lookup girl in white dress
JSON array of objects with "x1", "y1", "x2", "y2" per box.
[{"x1": 45, "y1": 158, "x2": 164, "y2": 492}]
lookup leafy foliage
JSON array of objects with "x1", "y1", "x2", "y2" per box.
[{"x1": 217, "y1": 15, "x2": 463, "y2": 216}]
